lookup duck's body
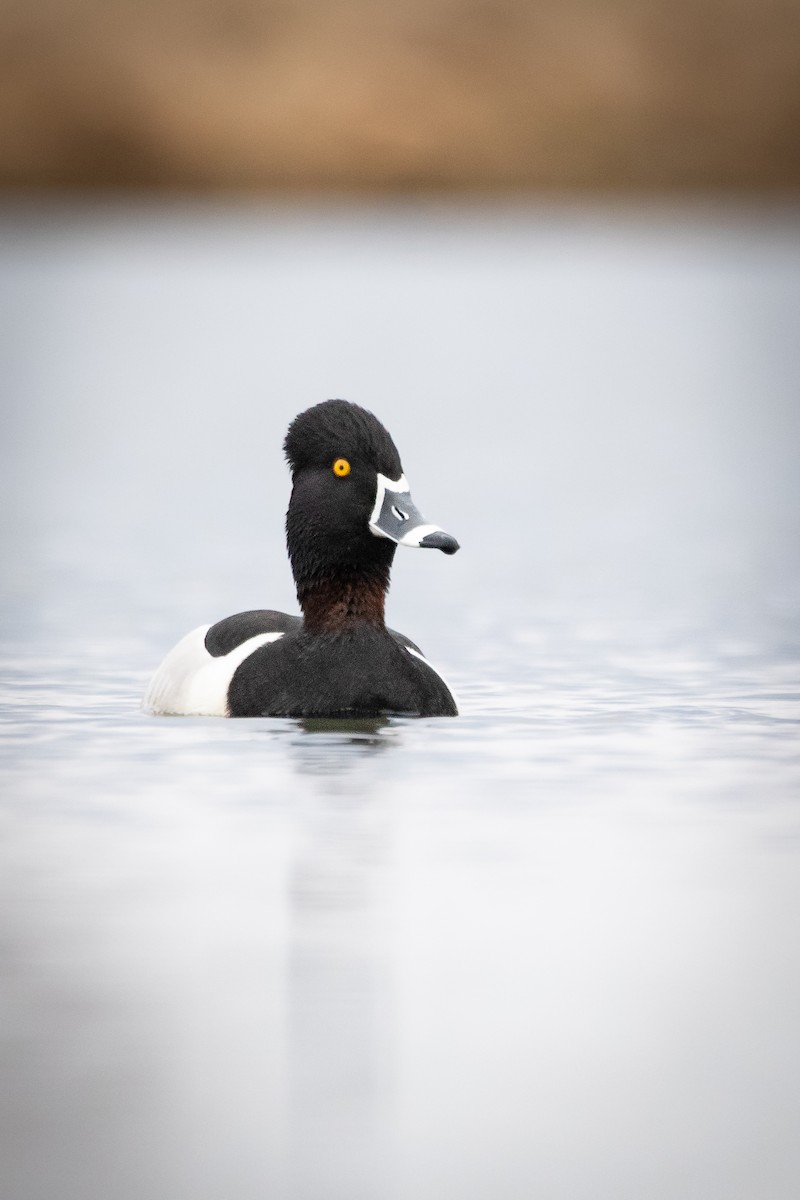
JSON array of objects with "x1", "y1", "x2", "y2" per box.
[
  {"x1": 145, "y1": 607, "x2": 457, "y2": 718},
  {"x1": 144, "y1": 400, "x2": 459, "y2": 718}
]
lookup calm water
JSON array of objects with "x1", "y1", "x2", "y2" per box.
[{"x1": 1, "y1": 199, "x2": 799, "y2": 1200}]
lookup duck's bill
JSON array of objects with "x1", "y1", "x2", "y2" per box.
[{"x1": 369, "y1": 473, "x2": 460, "y2": 555}]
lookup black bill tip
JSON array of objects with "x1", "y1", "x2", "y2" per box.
[{"x1": 419, "y1": 531, "x2": 460, "y2": 555}]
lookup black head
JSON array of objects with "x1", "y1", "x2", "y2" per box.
[
  {"x1": 285, "y1": 399, "x2": 401, "y2": 479},
  {"x1": 284, "y1": 399, "x2": 459, "y2": 626},
  {"x1": 284, "y1": 400, "x2": 401, "y2": 596}
]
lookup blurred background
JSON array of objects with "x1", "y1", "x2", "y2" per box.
[{"x1": 1, "y1": 0, "x2": 799, "y2": 194}]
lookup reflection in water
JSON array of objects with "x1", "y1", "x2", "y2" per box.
[
  {"x1": 289, "y1": 718, "x2": 400, "y2": 780},
  {"x1": 286, "y1": 793, "x2": 392, "y2": 1200},
  {"x1": 295, "y1": 716, "x2": 396, "y2": 742}
]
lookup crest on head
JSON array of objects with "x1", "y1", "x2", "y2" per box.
[{"x1": 284, "y1": 399, "x2": 402, "y2": 479}]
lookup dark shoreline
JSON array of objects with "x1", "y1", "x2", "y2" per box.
[{"x1": 1, "y1": 0, "x2": 799, "y2": 192}]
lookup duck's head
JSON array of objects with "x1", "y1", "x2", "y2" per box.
[{"x1": 284, "y1": 399, "x2": 459, "y2": 598}]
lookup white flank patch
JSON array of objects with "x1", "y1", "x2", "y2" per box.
[
  {"x1": 143, "y1": 625, "x2": 284, "y2": 716},
  {"x1": 406, "y1": 646, "x2": 460, "y2": 712}
]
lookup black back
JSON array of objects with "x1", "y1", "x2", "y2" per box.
[
  {"x1": 205, "y1": 610, "x2": 301, "y2": 657},
  {"x1": 227, "y1": 626, "x2": 456, "y2": 718}
]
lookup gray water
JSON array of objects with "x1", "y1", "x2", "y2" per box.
[{"x1": 1, "y1": 198, "x2": 799, "y2": 1200}]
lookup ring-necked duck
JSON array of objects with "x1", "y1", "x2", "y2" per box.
[{"x1": 144, "y1": 399, "x2": 460, "y2": 718}]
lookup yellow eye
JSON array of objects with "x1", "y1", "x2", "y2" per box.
[{"x1": 332, "y1": 458, "x2": 351, "y2": 477}]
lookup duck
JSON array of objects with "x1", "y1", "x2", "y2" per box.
[{"x1": 144, "y1": 399, "x2": 460, "y2": 718}]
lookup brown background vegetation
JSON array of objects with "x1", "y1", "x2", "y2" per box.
[{"x1": 1, "y1": 0, "x2": 799, "y2": 191}]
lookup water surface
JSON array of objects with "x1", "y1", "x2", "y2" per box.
[{"x1": 1, "y1": 199, "x2": 799, "y2": 1200}]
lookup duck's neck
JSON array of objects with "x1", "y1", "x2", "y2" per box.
[{"x1": 299, "y1": 572, "x2": 388, "y2": 634}]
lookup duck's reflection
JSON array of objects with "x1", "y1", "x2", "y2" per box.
[
  {"x1": 287, "y1": 716, "x2": 400, "y2": 781},
  {"x1": 296, "y1": 717, "x2": 392, "y2": 737},
  {"x1": 284, "y1": 791, "x2": 393, "y2": 1200}
]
